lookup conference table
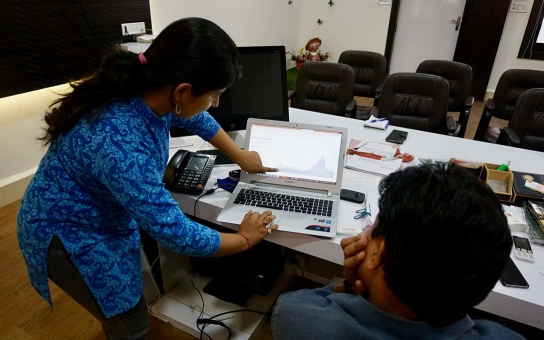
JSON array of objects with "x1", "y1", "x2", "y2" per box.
[{"x1": 151, "y1": 108, "x2": 544, "y2": 338}]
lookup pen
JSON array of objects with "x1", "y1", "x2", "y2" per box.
[{"x1": 370, "y1": 118, "x2": 386, "y2": 123}]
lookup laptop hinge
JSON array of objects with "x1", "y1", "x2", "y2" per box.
[{"x1": 246, "y1": 181, "x2": 329, "y2": 196}]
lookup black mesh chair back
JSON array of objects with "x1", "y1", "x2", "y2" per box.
[
  {"x1": 338, "y1": 50, "x2": 386, "y2": 98},
  {"x1": 497, "y1": 88, "x2": 544, "y2": 152},
  {"x1": 416, "y1": 60, "x2": 472, "y2": 112},
  {"x1": 474, "y1": 69, "x2": 544, "y2": 142},
  {"x1": 338, "y1": 50, "x2": 386, "y2": 120},
  {"x1": 291, "y1": 61, "x2": 356, "y2": 117},
  {"x1": 377, "y1": 73, "x2": 450, "y2": 134},
  {"x1": 416, "y1": 60, "x2": 473, "y2": 137}
]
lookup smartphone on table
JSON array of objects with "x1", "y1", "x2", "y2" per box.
[
  {"x1": 385, "y1": 129, "x2": 408, "y2": 144},
  {"x1": 340, "y1": 189, "x2": 366, "y2": 204},
  {"x1": 499, "y1": 257, "x2": 529, "y2": 289}
]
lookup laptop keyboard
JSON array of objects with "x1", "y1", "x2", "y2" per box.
[
  {"x1": 197, "y1": 149, "x2": 235, "y2": 165},
  {"x1": 233, "y1": 189, "x2": 333, "y2": 216}
]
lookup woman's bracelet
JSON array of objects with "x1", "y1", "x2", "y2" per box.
[{"x1": 239, "y1": 232, "x2": 251, "y2": 249}]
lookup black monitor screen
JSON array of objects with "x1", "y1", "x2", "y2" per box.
[{"x1": 171, "y1": 46, "x2": 289, "y2": 137}]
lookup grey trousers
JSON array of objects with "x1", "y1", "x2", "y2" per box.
[{"x1": 47, "y1": 236, "x2": 149, "y2": 339}]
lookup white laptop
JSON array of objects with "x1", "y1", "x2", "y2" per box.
[{"x1": 217, "y1": 118, "x2": 348, "y2": 237}]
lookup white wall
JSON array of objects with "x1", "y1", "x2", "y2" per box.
[
  {"x1": 149, "y1": 0, "x2": 301, "y2": 58},
  {"x1": 298, "y1": 0, "x2": 391, "y2": 62},
  {"x1": 488, "y1": 0, "x2": 544, "y2": 96},
  {"x1": 0, "y1": 84, "x2": 70, "y2": 206},
  {"x1": 149, "y1": 0, "x2": 391, "y2": 67}
]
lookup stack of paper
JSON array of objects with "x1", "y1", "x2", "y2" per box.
[
  {"x1": 345, "y1": 140, "x2": 402, "y2": 177},
  {"x1": 363, "y1": 115, "x2": 389, "y2": 130}
]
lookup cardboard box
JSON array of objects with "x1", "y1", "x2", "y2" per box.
[
  {"x1": 450, "y1": 158, "x2": 483, "y2": 178},
  {"x1": 483, "y1": 163, "x2": 513, "y2": 202}
]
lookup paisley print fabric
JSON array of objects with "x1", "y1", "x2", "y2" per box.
[{"x1": 17, "y1": 97, "x2": 221, "y2": 318}]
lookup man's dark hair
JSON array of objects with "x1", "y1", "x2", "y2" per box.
[{"x1": 372, "y1": 162, "x2": 512, "y2": 325}]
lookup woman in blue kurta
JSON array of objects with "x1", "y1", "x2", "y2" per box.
[{"x1": 17, "y1": 17, "x2": 278, "y2": 339}]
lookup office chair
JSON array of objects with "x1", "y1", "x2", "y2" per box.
[
  {"x1": 496, "y1": 88, "x2": 544, "y2": 152},
  {"x1": 338, "y1": 50, "x2": 386, "y2": 120},
  {"x1": 372, "y1": 73, "x2": 456, "y2": 135},
  {"x1": 474, "y1": 68, "x2": 544, "y2": 142},
  {"x1": 291, "y1": 61, "x2": 357, "y2": 117},
  {"x1": 416, "y1": 60, "x2": 474, "y2": 138}
]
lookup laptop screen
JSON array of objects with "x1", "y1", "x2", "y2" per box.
[{"x1": 247, "y1": 123, "x2": 344, "y2": 185}]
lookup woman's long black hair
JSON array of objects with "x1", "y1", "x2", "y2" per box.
[{"x1": 41, "y1": 17, "x2": 242, "y2": 145}]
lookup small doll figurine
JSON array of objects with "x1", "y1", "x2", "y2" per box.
[{"x1": 305, "y1": 37, "x2": 322, "y2": 61}]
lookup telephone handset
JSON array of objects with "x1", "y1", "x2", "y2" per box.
[{"x1": 163, "y1": 150, "x2": 216, "y2": 195}]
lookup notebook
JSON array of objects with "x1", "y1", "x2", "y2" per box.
[
  {"x1": 363, "y1": 115, "x2": 389, "y2": 130},
  {"x1": 217, "y1": 118, "x2": 348, "y2": 237}
]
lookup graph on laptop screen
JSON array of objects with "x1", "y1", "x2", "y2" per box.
[{"x1": 248, "y1": 124, "x2": 343, "y2": 185}]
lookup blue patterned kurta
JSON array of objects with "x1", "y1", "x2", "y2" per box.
[{"x1": 17, "y1": 97, "x2": 221, "y2": 318}]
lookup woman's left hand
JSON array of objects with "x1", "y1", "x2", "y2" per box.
[{"x1": 237, "y1": 150, "x2": 278, "y2": 174}]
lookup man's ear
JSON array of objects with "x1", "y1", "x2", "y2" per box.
[{"x1": 366, "y1": 237, "x2": 386, "y2": 270}]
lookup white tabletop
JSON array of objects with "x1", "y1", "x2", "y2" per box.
[{"x1": 169, "y1": 107, "x2": 544, "y2": 330}]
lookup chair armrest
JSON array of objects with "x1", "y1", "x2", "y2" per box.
[
  {"x1": 373, "y1": 83, "x2": 383, "y2": 107},
  {"x1": 446, "y1": 115, "x2": 458, "y2": 135},
  {"x1": 486, "y1": 98, "x2": 495, "y2": 111},
  {"x1": 464, "y1": 96, "x2": 475, "y2": 107},
  {"x1": 497, "y1": 127, "x2": 521, "y2": 147},
  {"x1": 474, "y1": 98, "x2": 496, "y2": 141},
  {"x1": 345, "y1": 99, "x2": 357, "y2": 118},
  {"x1": 290, "y1": 91, "x2": 297, "y2": 107},
  {"x1": 457, "y1": 96, "x2": 475, "y2": 138}
]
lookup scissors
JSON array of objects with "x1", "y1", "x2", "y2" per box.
[{"x1": 354, "y1": 204, "x2": 371, "y2": 220}]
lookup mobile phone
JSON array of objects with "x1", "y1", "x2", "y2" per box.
[
  {"x1": 512, "y1": 236, "x2": 535, "y2": 262},
  {"x1": 385, "y1": 129, "x2": 408, "y2": 144},
  {"x1": 340, "y1": 189, "x2": 366, "y2": 204},
  {"x1": 499, "y1": 257, "x2": 529, "y2": 288}
]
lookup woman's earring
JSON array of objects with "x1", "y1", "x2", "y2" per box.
[{"x1": 175, "y1": 103, "x2": 181, "y2": 115}]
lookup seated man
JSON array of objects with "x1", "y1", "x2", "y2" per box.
[{"x1": 272, "y1": 163, "x2": 523, "y2": 339}]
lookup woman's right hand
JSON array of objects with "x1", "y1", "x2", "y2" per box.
[{"x1": 238, "y1": 209, "x2": 278, "y2": 248}]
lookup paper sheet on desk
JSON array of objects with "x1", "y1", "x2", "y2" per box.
[
  {"x1": 169, "y1": 136, "x2": 193, "y2": 148},
  {"x1": 345, "y1": 140, "x2": 403, "y2": 177},
  {"x1": 337, "y1": 203, "x2": 373, "y2": 235},
  {"x1": 348, "y1": 140, "x2": 399, "y2": 157},
  {"x1": 358, "y1": 142, "x2": 397, "y2": 157},
  {"x1": 337, "y1": 219, "x2": 372, "y2": 235},
  {"x1": 336, "y1": 216, "x2": 372, "y2": 235},
  {"x1": 345, "y1": 154, "x2": 402, "y2": 177}
]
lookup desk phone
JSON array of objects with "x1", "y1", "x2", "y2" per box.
[{"x1": 163, "y1": 150, "x2": 216, "y2": 195}]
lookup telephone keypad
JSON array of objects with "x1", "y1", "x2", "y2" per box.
[{"x1": 166, "y1": 154, "x2": 216, "y2": 195}]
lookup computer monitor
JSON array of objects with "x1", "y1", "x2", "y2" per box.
[{"x1": 170, "y1": 45, "x2": 289, "y2": 138}]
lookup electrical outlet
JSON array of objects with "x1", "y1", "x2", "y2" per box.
[{"x1": 121, "y1": 22, "x2": 146, "y2": 36}]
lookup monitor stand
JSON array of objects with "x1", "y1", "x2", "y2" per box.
[{"x1": 227, "y1": 130, "x2": 245, "y2": 148}]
